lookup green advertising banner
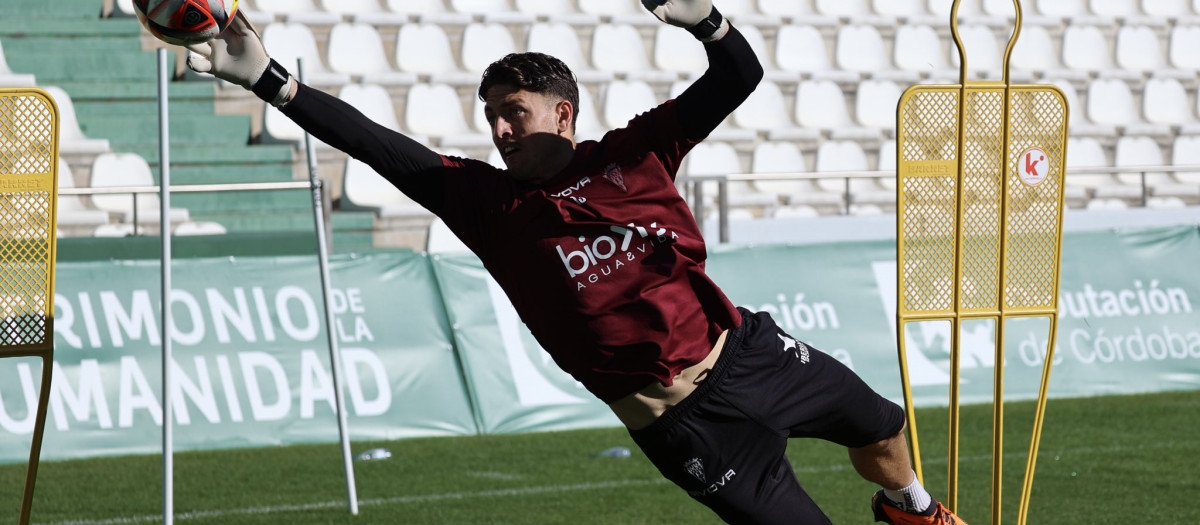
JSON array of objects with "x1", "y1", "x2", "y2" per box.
[
  {"x1": 429, "y1": 254, "x2": 620, "y2": 434},
  {"x1": 0, "y1": 252, "x2": 477, "y2": 464}
]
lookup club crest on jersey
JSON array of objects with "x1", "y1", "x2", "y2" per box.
[
  {"x1": 602, "y1": 163, "x2": 627, "y2": 192},
  {"x1": 683, "y1": 458, "x2": 705, "y2": 483}
]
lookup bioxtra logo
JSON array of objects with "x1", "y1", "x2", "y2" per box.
[{"x1": 556, "y1": 222, "x2": 679, "y2": 290}]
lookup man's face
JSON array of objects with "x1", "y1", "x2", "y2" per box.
[{"x1": 484, "y1": 85, "x2": 573, "y2": 184}]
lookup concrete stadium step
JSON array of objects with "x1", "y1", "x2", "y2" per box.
[
  {"x1": 3, "y1": 35, "x2": 143, "y2": 53},
  {"x1": 173, "y1": 189, "x2": 315, "y2": 212},
  {"x1": 169, "y1": 165, "x2": 295, "y2": 185},
  {"x1": 3, "y1": 0, "x2": 107, "y2": 20},
  {"x1": 190, "y1": 210, "x2": 376, "y2": 234},
  {"x1": 75, "y1": 99, "x2": 215, "y2": 118},
  {"x1": 83, "y1": 114, "x2": 251, "y2": 146},
  {"x1": 55, "y1": 81, "x2": 216, "y2": 102},
  {"x1": 125, "y1": 144, "x2": 295, "y2": 167},
  {"x1": 5, "y1": 49, "x2": 172, "y2": 82}
]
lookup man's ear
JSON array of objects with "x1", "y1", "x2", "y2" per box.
[{"x1": 556, "y1": 99, "x2": 575, "y2": 134}]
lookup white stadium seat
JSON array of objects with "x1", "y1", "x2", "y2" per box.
[
  {"x1": 795, "y1": 80, "x2": 878, "y2": 140},
  {"x1": 514, "y1": 0, "x2": 575, "y2": 16},
  {"x1": 461, "y1": 23, "x2": 518, "y2": 73},
  {"x1": 733, "y1": 80, "x2": 809, "y2": 138},
  {"x1": 1115, "y1": 26, "x2": 1165, "y2": 72},
  {"x1": 385, "y1": 0, "x2": 446, "y2": 15},
  {"x1": 321, "y1": 0, "x2": 386, "y2": 16},
  {"x1": 816, "y1": 0, "x2": 870, "y2": 16},
  {"x1": 1168, "y1": 25, "x2": 1200, "y2": 69},
  {"x1": 856, "y1": 80, "x2": 901, "y2": 130},
  {"x1": 404, "y1": 83, "x2": 489, "y2": 147},
  {"x1": 1141, "y1": 0, "x2": 1190, "y2": 16},
  {"x1": 574, "y1": 84, "x2": 605, "y2": 142},
  {"x1": 395, "y1": 24, "x2": 476, "y2": 84},
  {"x1": 1086, "y1": 78, "x2": 1137, "y2": 127},
  {"x1": 873, "y1": 0, "x2": 928, "y2": 17},
  {"x1": 814, "y1": 141, "x2": 883, "y2": 196},
  {"x1": 751, "y1": 142, "x2": 842, "y2": 207},
  {"x1": 89, "y1": 153, "x2": 189, "y2": 224},
  {"x1": 261, "y1": 23, "x2": 350, "y2": 85},
  {"x1": 1066, "y1": 137, "x2": 1123, "y2": 194},
  {"x1": 951, "y1": 25, "x2": 1002, "y2": 76},
  {"x1": 1061, "y1": 25, "x2": 1113, "y2": 71},
  {"x1": 929, "y1": 0, "x2": 981, "y2": 17},
  {"x1": 835, "y1": 25, "x2": 889, "y2": 73},
  {"x1": 338, "y1": 83, "x2": 402, "y2": 132},
  {"x1": 758, "y1": 0, "x2": 816, "y2": 17},
  {"x1": 327, "y1": 23, "x2": 416, "y2": 85},
  {"x1": 173, "y1": 221, "x2": 227, "y2": 236},
  {"x1": 527, "y1": 23, "x2": 612, "y2": 84},
  {"x1": 578, "y1": 0, "x2": 638, "y2": 16},
  {"x1": 686, "y1": 142, "x2": 777, "y2": 208},
  {"x1": 342, "y1": 157, "x2": 429, "y2": 217},
  {"x1": 1172, "y1": 136, "x2": 1200, "y2": 185},
  {"x1": 55, "y1": 157, "x2": 110, "y2": 228},
  {"x1": 1113, "y1": 137, "x2": 1191, "y2": 196},
  {"x1": 775, "y1": 25, "x2": 834, "y2": 74},
  {"x1": 592, "y1": 24, "x2": 672, "y2": 82},
  {"x1": 1036, "y1": 0, "x2": 1086, "y2": 16},
  {"x1": 654, "y1": 26, "x2": 708, "y2": 73},
  {"x1": 256, "y1": 0, "x2": 340, "y2": 24},
  {"x1": 1143, "y1": 77, "x2": 1192, "y2": 126},
  {"x1": 42, "y1": 86, "x2": 110, "y2": 154},
  {"x1": 1089, "y1": 0, "x2": 1137, "y2": 16},
  {"x1": 450, "y1": 0, "x2": 511, "y2": 14},
  {"x1": 602, "y1": 80, "x2": 657, "y2": 129},
  {"x1": 894, "y1": 25, "x2": 950, "y2": 74}
]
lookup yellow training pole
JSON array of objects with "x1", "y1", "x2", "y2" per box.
[{"x1": 0, "y1": 87, "x2": 61, "y2": 525}]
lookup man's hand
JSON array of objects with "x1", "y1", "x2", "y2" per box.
[
  {"x1": 186, "y1": 10, "x2": 294, "y2": 106},
  {"x1": 641, "y1": 0, "x2": 729, "y2": 42}
]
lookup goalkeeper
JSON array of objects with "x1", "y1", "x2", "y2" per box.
[{"x1": 186, "y1": 2, "x2": 966, "y2": 523}]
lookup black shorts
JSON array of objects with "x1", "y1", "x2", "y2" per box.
[{"x1": 628, "y1": 308, "x2": 905, "y2": 524}]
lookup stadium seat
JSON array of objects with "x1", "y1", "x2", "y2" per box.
[
  {"x1": 773, "y1": 205, "x2": 820, "y2": 218},
  {"x1": 1116, "y1": 136, "x2": 1197, "y2": 197},
  {"x1": 795, "y1": 80, "x2": 880, "y2": 140},
  {"x1": 775, "y1": 25, "x2": 839, "y2": 77},
  {"x1": 758, "y1": 0, "x2": 816, "y2": 16},
  {"x1": 602, "y1": 80, "x2": 657, "y2": 129},
  {"x1": 873, "y1": 0, "x2": 928, "y2": 17},
  {"x1": 1141, "y1": 0, "x2": 1190, "y2": 16},
  {"x1": 1115, "y1": 26, "x2": 1166, "y2": 72},
  {"x1": 174, "y1": 221, "x2": 228, "y2": 236},
  {"x1": 856, "y1": 80, "x2": 902, "y2": 131},
  {"x1": 574, "y1": 84, "x2": 606, "y2": 142},
  {"x1": 42, "y1": 86, "x2": 110, "y2": 154},
  {"x1": 951, "y1": 25, "x2": 1002, "y2": 77},
  {"x1": 592, "y1": 24, "x2": 674, "y2": 82},
  {"x1": 338, "y1": 83, "x2": 402, "y2": 132},
  {"x1": 1168, "y1": 25, "x2": 1200, "y2": 69},
  {"x1": 816, "y1": 0, "x2": 870, "y2": 16},
  {"x1": 395, "y1": 23, "x2": 476, "y2": 84},
  {"x1": 578, "y1": 0, "x2": 640, "y2": 18},
  {"x1": 1172, "y1": 136, "x2": 1200, "y2": 185},
  {"x1": 654, "y1": 26, "x2": 708, "y2": 73},
  {"x1": 1061, "y1": 25, "x2": 1114, "y2": 72},
  {"x1": 1036, "y1": 0, "x2": 1086, "y2": 16},
  {"x1": 527, "y1": 23, "x2": 613, "y2": 84},
  {"x1": 55, "y1": 157, "x2": 111, "y2": 229},
  {"x1": 685, "y1": 142, "x2": 777, "y2": 208},
  {"x1": 1011, "y1": 25, "x2": 1088, "y2": 81},
  {"x1": 514, "y1": 0, "x2": 575, "y2": 16},
  {"x1": 1088, "y1": 0, "x2": 1137, "y2": 16},
  {"x1": 261, "y1": 23, "x2": 350, "y2": 86},
  {"x1": 320, "y1": 0, "x2": 387, "y2": 16},
  {"x1": 326, "y1": 22, "x2": 416, "y2": 85},
  {"x1": 750, "y1": 142, "x2": 843, "y2": 207},
  {"x1": 733, "y1": 80, "x2": 817, "y2": 141},
  {"x1": 461, "y1": 23, "x2": 518, "y2": 73},
  {"x1": 814, "y1": 141, "x2": 889, "y2": 201},
  {"x1": 1143, "y1": 77, "x2": 1193, "y2": 126},
  {"x1": 1086, "y1": 78, "x2": 1137, "y2": 127},
  {"x1": 449, "y1": 0, "x2": 511, "y2": 14},
  {"x1": 89, "y1": 153, "x2": 190, "y2": 224},
  {"x1": 384, "y1": 0, "x2": 446, "y2": 15},
  {"x1": 255, "y1": 0, "x2": 340, "y2": 24},
  {"x1": 0, "y1": 40, "x2": 36, "y2": 87},
  {"x1": 341, "y1": 157, "x2": 429, "y2": 217},
  {"x1": 929, "y1": 0, "x2": 981, "y2": 17},
  {"x1": 894, "y1": 25, "x2": 951, "y2": 75},
  {"x1": 838, "y1": 25, "x2": 915, "y2": 81},
  {"x1": 404, "y1": 83, "x2": 490, "y2": 148},
  {"x1": 877, "y1": 139, "x2": 897, "y2": 183}
]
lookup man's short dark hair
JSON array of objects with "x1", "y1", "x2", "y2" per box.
[{"x1": 478, "y1": 52, "x2": 580, "y2": 131}]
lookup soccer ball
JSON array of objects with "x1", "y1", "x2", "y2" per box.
[{"x1": 132, "y1": 0, "x2": 240, "y2": 46}]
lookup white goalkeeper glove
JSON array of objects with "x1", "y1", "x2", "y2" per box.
[
  {"x1": 642, "y1": 0, "x2": 729, "y2": 42},
  {"x1": 185, "y1": 10, "x2": 295, "y2": 107}
]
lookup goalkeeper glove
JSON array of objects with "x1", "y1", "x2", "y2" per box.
[
  {"x1": 185, "y1": 10, "x2": 295, "y2": 107},
  {"x1": 641, "y1": 0, "x2": 730, "y2": 42}
]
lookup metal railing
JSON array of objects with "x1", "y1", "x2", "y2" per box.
[
  {"x1": 59, "y1": 180, "x2": 329, "y2": 238},
  {"x1": 682, "y1": 164, "x2": 1200, "y2": 243}
]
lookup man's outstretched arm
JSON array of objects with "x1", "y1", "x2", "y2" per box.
[{"x1": 644, "y1": 1, "x2": 765, "y2": 141}]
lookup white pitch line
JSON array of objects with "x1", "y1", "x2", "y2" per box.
[{"x1": 36, "y1": 438, "x2": 1200, "y2": 525}]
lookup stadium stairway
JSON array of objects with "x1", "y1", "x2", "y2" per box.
[{"x1": 0, "y1": 0, "x2": 376, "y2": 251}]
